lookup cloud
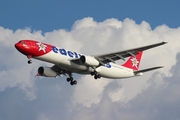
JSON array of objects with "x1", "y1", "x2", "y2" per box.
[
  {"x1": 72, "y1": 75, "x2": 110, "y2": 107},
  {"x1": 0, "y1": 17, "x2": 180, "y2": 120},
  {"x1": 110, "y1": 54, "x2": 180, "y2": 120}
]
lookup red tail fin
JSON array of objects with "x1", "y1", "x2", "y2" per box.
[{"x1": 122, "y1": 51, "x2": 143, "y2": 70}]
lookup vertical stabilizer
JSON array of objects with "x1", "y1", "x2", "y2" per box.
[{"x1": 122, "y1": 51, "x2": 143, "y2": 70}]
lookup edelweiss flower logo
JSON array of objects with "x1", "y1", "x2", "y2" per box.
[
  {"x1": 36, "y1": 42, "x2": 47, "y2": 53},
  {"x1": 131, "y1": 57, "x2": 139, "y2": 68}
]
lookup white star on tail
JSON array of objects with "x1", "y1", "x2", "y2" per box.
[
  {"x1": 36, "y1": 42, "x2": 47, "y2": 53},
  {"x1": 130, "y1": 57, "x2": 139, "y2": 68}
]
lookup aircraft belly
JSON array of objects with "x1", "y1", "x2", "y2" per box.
[
  {"x1": 98, "y1": 66, "x2": 134, "y2": 79},
  {"x1": 35, "y1": 52, "x2": 93, "y2": 73},
  {"x1": 34, "y1": 52, "x2": 134, "y2": 78}
]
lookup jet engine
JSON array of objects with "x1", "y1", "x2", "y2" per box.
[
  {"x1": 38, "y1": 66, "x2": 57, "y2": 77},
  {"x1": 80, "y1": 55, "x2": 100, "y2": 67}
]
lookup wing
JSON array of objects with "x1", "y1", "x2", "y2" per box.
[
  {"x1": 95, "y1": 41, "x2": 167, "y2": 64},
  {"x1": 51, "y1": 65, "x2": 68, "y2": 76}
]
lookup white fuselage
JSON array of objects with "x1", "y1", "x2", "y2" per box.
[{"x1": 35, "y1": 50, "x2": 135, "y2": 79}]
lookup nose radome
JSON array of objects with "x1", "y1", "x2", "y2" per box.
[
  {"x1": 14, "y1": 41, "x2": 29, "y2": 55},
  {"x1": 14, "y1": 42, "x2": 23, "y2": 50},
  {"x1": 14, "y1": 42, "x2": 26, "y2": 53},
  {"x1": 14, "y1": 43, "x2": 20, "y2": 49}
]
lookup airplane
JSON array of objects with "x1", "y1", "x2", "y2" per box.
[{"x1": 14, "y1": 40, "x2": 167, "y2": 85}]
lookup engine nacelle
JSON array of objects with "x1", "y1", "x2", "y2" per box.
[
  {"x1": 38, "y1": 66, "x2": 57, "y2": 77},
  {"x1": 80, "y1": 55, "x2": 100, "y2": 67}
]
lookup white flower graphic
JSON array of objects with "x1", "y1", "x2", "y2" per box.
[
  {"x1": 36, "y1": 42, "x2": 47, "y2": 53},
  {"x1": 130, "y1": 57, "x2": 139, "y2": 68}
]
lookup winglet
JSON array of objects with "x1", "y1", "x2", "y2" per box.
[
  {"x1": 136, "y1": 41, "x2": 167, "y2": 51},
  {"x1": 163, "y1": 41, "x2": 168, "y2": 44}
]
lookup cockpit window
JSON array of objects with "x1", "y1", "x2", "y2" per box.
[{"x1": 20, "y1": 41, "x2": 26, "y2": 45}]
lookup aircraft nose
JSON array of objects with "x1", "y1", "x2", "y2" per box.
[
  {"x1": 14, "y1": 42, "x2": 22, "y2": 50},
  {"x1": 14, "y1": 41, "x2": 27, "y2": 54}
]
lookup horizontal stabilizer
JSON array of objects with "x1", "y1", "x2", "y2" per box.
[{"x1": 134, "y1": 66, "x2": 164, "y2": 74}]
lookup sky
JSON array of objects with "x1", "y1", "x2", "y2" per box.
[
  {"x1": 1, "y1": 0, "x2": 180, "y2": 32},
  {"x1": 1, "y1": 0, "x2": 180, "y2": 120}
]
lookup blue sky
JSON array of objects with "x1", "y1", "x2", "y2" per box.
[{"x1": 1, "y1": 0, "x2": 180, "y2": 32}]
